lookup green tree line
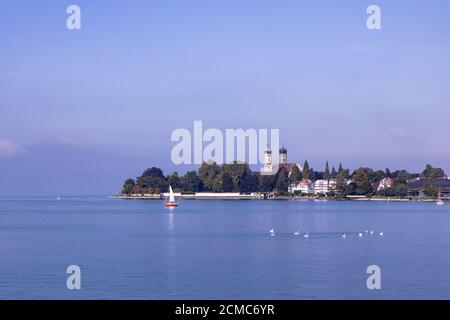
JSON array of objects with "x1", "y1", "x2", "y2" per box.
[{"x1": 122, "y1": 161, "x2": 446, "y2": 197}]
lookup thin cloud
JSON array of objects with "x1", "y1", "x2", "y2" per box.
[
  {"x1": 0, "y1": 139, "x2": 24, "y2": 157},
  {"x1": 385, "y1": 125, "x2": 411, "y2": 141}
]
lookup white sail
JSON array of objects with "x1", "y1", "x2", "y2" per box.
[{"x1": 169, "y1": 185, "x2": 175, "y2": 203}]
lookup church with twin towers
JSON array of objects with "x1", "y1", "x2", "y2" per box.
[{"x1": 263, "y1": 145, "x2": 302, "y2": 175}]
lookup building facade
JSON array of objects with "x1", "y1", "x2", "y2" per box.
[
  {"x1": 313, "y1": 179, "x2": 337, "y2": 195},
  {"x1": 407, "y1": 178, "x2": 450, "y2": 197},
  {"x1": 376, "y1": 177, "x2": 393, "y2": 191},
  {"x1": 289, "y1": 179, "x2": 313, "y2": 194}
]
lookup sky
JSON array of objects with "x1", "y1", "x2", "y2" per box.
[{"x1": 1, "y1": 0, "x2": 450, "y2": 196}]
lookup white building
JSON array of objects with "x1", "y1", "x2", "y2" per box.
[
  {"x1": 313, "y1": 179, "x2": 337, "y2": 195},
  {"x1": 377, "y1": 178, "x2": 393, "y2": 191},
  {"x1": 289, "y1": 179, "x2": 313, "y2": 194},
  {"x1": 262, "y1": 146, "x2": 273, "y2": 174}
]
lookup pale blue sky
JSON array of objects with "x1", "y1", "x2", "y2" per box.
[{"x1": 1, "y1": 0, "x2": 450, "y2": 195}]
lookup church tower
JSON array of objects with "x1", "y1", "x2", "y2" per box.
[
  {"x1": 263, "y1": 146, "x2": 273, "y2": 173},
  {"x1": 279, "y1": 146, "x2": 287, "y2": 164}
]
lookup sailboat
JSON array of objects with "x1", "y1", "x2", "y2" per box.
[
  {"x1": 164, "y1": 185, "x2": 178, "y2": 207},
  {"x1": 437, "y1": 191, "x2": 444, "y2": 206}
]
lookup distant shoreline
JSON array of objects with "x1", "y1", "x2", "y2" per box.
[{"x1": 109, "y1": 193, "x2": 447, "y2": 202}]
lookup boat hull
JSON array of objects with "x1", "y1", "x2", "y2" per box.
[{"x1": 164, "y1": 203, "x2": 178, "y2": 207}]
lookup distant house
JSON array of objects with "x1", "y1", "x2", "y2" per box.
[
  {"x1": 313, "y1": 179, "x2": 337, "y2": 195},
  {"x1": 407, "y1": 178, "x2": 450, "y2": 197},
  {"x1": 289, "y1": 179, "x2": 313, "y2": 194},
  {"x1": 375, "y1": 177, "x2": 393, "y2": 191}
]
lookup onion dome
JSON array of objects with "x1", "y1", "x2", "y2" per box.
[{"x1": 264, "y1": 145, "x2": 272, "y2": 154}]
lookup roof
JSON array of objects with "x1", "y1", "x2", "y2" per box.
[
  {"x1": 299, "y1": 179, "x2": 312, "y2": 185},
  {"x1": 278, "y1": 163, "x2": 302, "y2": 173},
  {"x1": 407, "y1": 178, "x2": 450, "y2": 191}
]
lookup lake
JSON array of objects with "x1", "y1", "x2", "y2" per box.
[{"x1": 0, "y1": 197, "x2": 449, "y2": 299}]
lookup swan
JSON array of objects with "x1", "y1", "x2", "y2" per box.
[
  {"x1": 342, "y1": 233, "x2": 347, "y2": 239},
  {"x1": 304, "y1": 232, "x2": 309, "y2": 239},
  {"x1": 269, "y1": 229, "x2": 275, "y2": 236},
  {"x1": 379, "y1": 232, "x2": 384, "y2": 236},
  {"x1": 294, "y1": 230, "x2": 300, "y2": 236},
  {"x1": 358, "y1": 232, "x2": 363, "y2": 237},
  {"x1": 370, "y1": 230, "x2": 374, "y2": 235}
]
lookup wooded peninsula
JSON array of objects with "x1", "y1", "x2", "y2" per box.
[{"x1": 120, "y1": 161, "x2": 449, "y2": 200}]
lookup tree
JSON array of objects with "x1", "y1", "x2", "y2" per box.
[
  {"x1": 211, "y1": 178, "x2": 223, "y2": 192},
  {"x1": 331, "y1": 167, "x2": 337, "y2": 179},
  {"x1": 303, "y1": 160, "x2": 312, "y2": 180},
  {"x1": 345, "y1": 182, "x2": 357, "y2": 195},
  {"x1": 136, "y1": 167, "x2": 168, "y2": 193},
  {"x1": 183, "y1": 171, "x2": 203, "y2": 192},
  {"x1": 141, "y1": 167, "x2": 165, "y2": 179},
  {"x1": 392, "y1": 182, "x2": 408, "y2": 197},
  {"x1": 335, "y1": 169, "x2": 350, "y2": 196},
  {"x1": 324, "y1": 161, "x2": 330, "y2": 180},
  {"x1": 338, "y1": 163, "x2": 344, "y2": 174},
  {"x1": 134, "y1": 185, "x2": 143, "y2": 195},
  {"x1": 220, "y1": 162, "x2": 254, "y2": 192},
  {"x1": 340, "y1": 168, "x2": 350, "y2": 179},
  {"x1": 312, "y1": 169, "x2": 323, "y2": 180},
  {"x1": 379, "y1": 179, "x2": 408, "y2": 197},
  {"x1": 377, "y1": 187, "x2": 394, "y2": 197},
  {"x1": 221, "y1": 173, "x2": 234, "y2": 192},
  {"x1": 275, "y1": 167, "x2": 289, "y2": 194},
  {"x1": 289, "y1": 165, "x2": 302, "y2": 184},
  {"x1": 198, "y1": 162, "x2": 220, "y2": 191},
  {"x1": 392, "y1": 170, "x2": 415, "y2": 181},
  {"x1": 422, "y1": 164, "x2": 446, "y2": 179},
  {"x1": 373, "y1": 170, "x2": 386, "y2": 183},
  {"x1": 241, "y1": 172, "x2": 259, "y2": 193},
  {"x1": 122, "y1": 178, "x2": 135, "y2": 195},
  {"x1": 350, "y1": 167, "x2": 384, "y2": 184},
  {"x1": 259, "y1": 174, "x2": 277, "y2": 192},
  {"x1": 168, "y1": 172, "x2": 183, "y2": 191},
  {"x1": 385, "y1": 168, "x2": 392, "y2": 178},
  {"x1": 424, "y1": 184, "x2": 439, "y2": 198},
  {"x1": 352, "y1": 168, "x2": 374, "y2": 195}
]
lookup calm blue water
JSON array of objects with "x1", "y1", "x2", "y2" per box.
[{"x1": 0, "y1": 197, "x2": 449, "y2": 299}]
